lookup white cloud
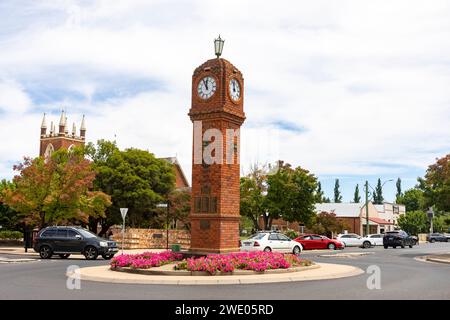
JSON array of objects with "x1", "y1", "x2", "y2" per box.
[{"x1": 0, "y1": 0, "x2": 449, "y2": 201}]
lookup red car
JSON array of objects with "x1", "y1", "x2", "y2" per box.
[{"x1": 294, "y1": 234, "x2": 344, "y2": 250}]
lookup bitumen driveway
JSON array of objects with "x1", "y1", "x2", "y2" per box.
[{"x1": 0, "y1": 243, "x2": 449, "y2": 300}]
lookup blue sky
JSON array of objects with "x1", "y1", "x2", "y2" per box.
[{"x1": 0, "y1": 0, "x2": 449, "y2": 203}]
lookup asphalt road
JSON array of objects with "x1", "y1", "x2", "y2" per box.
[{"x1": 0, "y1": 243, "x2": 449, "y2": 300}]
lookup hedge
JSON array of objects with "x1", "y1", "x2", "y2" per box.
[{"x1": 0, "y1": 231, "x2": 24, "y2": 240}]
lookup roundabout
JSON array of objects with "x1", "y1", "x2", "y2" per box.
[{"x1": 68, "y1": 262, "x2": 364, "y2": 285}]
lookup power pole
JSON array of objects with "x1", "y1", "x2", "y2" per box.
[{"x1": 365, "y1": 180, "x2": 369, "y2": 236}]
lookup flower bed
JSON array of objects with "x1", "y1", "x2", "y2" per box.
[
  {"x1": 175, "y1": 252, "x2": 312, "y2": 275},
  {"x1": 110, "y1": 251, "x2": 183, "y2": 270}
]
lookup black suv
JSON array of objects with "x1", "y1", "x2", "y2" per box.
[
  {"x1": 383, "y1": 230, "x2": 417, "y2": 249},
  {"x1": 34, "y1": 226, "x2": 118, "y2": 260}
]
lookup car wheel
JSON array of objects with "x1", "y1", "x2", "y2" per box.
[
  {"x1": 384, "y1": 245, "x2": 388, "y2": 249},
  {"x1": 401, "y1": 242, "x2": 405, "y2": 249},
  {"x1": 393, "y1": 246, "x2": 396, "y2": 249},
  {"x1": 409, "y1": 245, "x2": 413, "y2": 248},
  {"x1": 39, "y1": 245, "x2": 53, "y2": 259},
  {"x1": 84, "y1": 246, "x2": 98, "y2": 260},
  {"x1": 59, "y1": 254, "x2": 70, "y2": 259},
  {"x1": 102, "y1": 254, "x2": 115, "y2": 260},
  {"x1": 363, "y1": 241, "x2": 371, "y2": 249},
  {"x1": 328, "y1": 243, "x2": 336, "y2": 250},
  {"x1": 263, "y1": 247, "x2": 272, "y2": 252},
  {"x1": 430, "y1": 239, "x2": 435, "y2": 243},
  {"x1": 292, "y1": 246, "x2": 301, "y2": 255}
]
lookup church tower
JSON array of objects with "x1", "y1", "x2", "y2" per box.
[
  {"x1": 188, "y1": 37, "x2": 246, "y2": 253},
  {"x1": 39, "y1": 111, "x2": 86, "y2": 159}
]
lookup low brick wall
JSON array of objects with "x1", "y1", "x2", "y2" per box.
[{"x1": 110, "y1": 227, "x2": 191, "y2": 250}]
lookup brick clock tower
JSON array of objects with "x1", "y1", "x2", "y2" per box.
[
  {"x1": 39, "y1": 111, "x2": 86, "y2": 159},
  {"x1": 188, "y1": 37, "x2": 246, "y2": 253}
]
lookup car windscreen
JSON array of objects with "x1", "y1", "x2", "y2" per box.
[
  {"x1": 249, "y1": 233, "x2": 266, "y2": 240},
  {"x1": 77, "y1": 229, "x2": 98, "y2": 238}
]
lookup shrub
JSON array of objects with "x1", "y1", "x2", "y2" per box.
[
  {"x1": 0, "y1": 230, "x2": 23, "y2": 240},
  {"x1": 110, "y1": 251, "x2": 183, "y2": 269},
  {"x1": 284, "y1": 230, "x2": 299, "y2": 239}
]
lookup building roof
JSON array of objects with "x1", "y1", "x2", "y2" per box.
[
  {"x1": 159, "y1": 157, "x2": 190, "y2": 189},
  {"x1": 368, "y1": 217, "x2": 394, "y2": 225},
  {"x1": 315, "y1": 203, "x2": 364, "y2": 218}
]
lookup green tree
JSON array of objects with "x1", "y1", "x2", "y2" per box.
[
  {"x1": 397, "y1": 210, "x2": 428, "y2": 235},
  {"x1": 265, "y1": 161, "x2": 317, "y2": 230},
  {"x1": 85, "y1": 140, "x2": 176, "y2": 235},
  {"x1": 353, "y1": 184, "x2": 361, "y2": 203},
  {"x1": 418, "y1": 154, "x2": 450, "y2": 213},
  {"x1": 373, "y1": 178, "x2": 384, "y2": 205},
  {"x1": 1, "y1": 149, "x2": 111, "y2": 229},
  {"x1": 0, "y1": 180, "x2": 20, "y2": 230},
  {"x1": 308, "y1": 212, "x2": 349, "y2": 237},
  {"x1": 396, "y1": 188, "x2": 425, "y2": 212},
  {"x1": 315, "y1": 181, "x2": 326, "y2": 203},
  {"x1": 432, "y1": 215, "x2": 449, "y2": 233},
  {"x1": 333, "y1": 179, "x2": 342, "y2": 203},
  {"x1": 396, "y1": 177, "x2": 402, "y2": 201},
  {"x1": 168, "y1": 190, "x2": 191, "y2": 229}
]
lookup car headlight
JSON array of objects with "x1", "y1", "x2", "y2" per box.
[{"x1": 99, "y1": 241, "x2": 108, "y2": 247}]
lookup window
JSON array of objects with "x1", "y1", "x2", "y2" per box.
[
  {"x1": 77, "y1": 229, "x2": 97, "y2": 238},
  {"x1": 277, "y1": 234, "x2": 290, "y2": 241},
  {"x1": 67, "y1": 230, "x2": 79, "y2": 238},
  {"x1": 250, "y1": 233, "x2": 266, "y2": 240},
  {"x1": 41, "y1": 230, "x2": 56, "y2": 238},
  {"x1": 311, "y1": 235, "x2": 322, "y2": 240},
  {"x1": 268, "y1": 234, "x2": 279, "y2": 240},
  {"x1": 56, "y1": 229, "x2": 67, "y2": 238},
  {"x1": 340, "y1": 235, "x2": 349, "y2": 238},
  {"x1": 302, "y1": 236, "x2": 312, "y2": 240}
]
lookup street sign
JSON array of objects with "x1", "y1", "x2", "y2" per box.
[
  {"x1": 156, "y1": 203, "x2": 168, "y2": 208},
  {"x1": 120, "y1": 208, "x2": 128, "y2": 220},
  {"x1": 427, "y1": 207, "x2": 434, "y2": 219}
]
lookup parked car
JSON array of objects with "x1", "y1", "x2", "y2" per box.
[
  {"x1": 336, "y1": 233, "x2": 364, "y2": 247},
  {"x1": 294, "y1": 234, "x2": 344, "y2": 250},
  {"x1": 383, "y1": 230, "x2": 417, "y2": 249},
  {"x1": 361, "y1": 234, "x2": 384, "y2": 248},
  {"x1": 34, "y1": 226, "x2": 118, "y2": 260},
  {"x1": 426, "y1": 233, "x2": 448, "y2": 243},
  {"x1": 240, "y1": 231, "x2": 303, "y2": 254}
]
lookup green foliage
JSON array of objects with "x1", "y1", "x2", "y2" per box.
[
  {"x1": 397, "y1": 210, "x2": 428, "y2": 235},
  {"x1": 1, "y1": 149, "x2": 111, "y2": 229},
  {"x1": 333, "y1": 179, "x2": 342, "y2": 203},
  {"x1": 432, "y1": 215, "x2": 450, "y2": 233},
  {"x1": 265, "y1": 161, "x2": 317, "y2": 229},
  {"x1": 307, "y1": 211, "x2": 348, "y2": 236},
  {"x1": 396, "y1": 177, "x2": 402, "y2": 200},
  {"x1": 315, "y1": 181, "x2": 327, "y2": 203},
  {"x1": 283, "y1": 229, "x2": 299, "y2": 239},
  {"x1": 85, "y1": 140, "x2": 176, "y2": 234},
  {"x1": 0, "y1": 230, "x2": 23, "y2": 240},
  {"x1": 0, "y1": 180, "x2": 20, "y2": 230},
  {"x1": 240, "y1": 164, "x2": 268, "y2": 231},
  {"x1": 373, "y1": 178, "x2": 384, "y2": 205},
  {"x1": 396, "y1": 188, "x2": 425, "y2": 212},
  {"x1": 353, "y1": 184, "x2": 361, "y2": 203},
  {"x1": 418, "y1": 154, "x2": 450, "y2": 213}
]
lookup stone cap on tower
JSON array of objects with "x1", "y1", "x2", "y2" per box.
[{"x1": 40, "y1": 111, "x2": 86, "y2": 140}]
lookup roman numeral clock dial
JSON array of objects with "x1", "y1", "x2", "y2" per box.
[
  {"x1": 229, "y1": 78, "x2": 241, "y2": 101},
  {"x1": 197, "y1": 76, "x2": 217, "y2": 99}
]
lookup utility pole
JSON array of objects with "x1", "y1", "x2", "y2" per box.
[{"x1": 365, "y1": 180, "x2": 369, "y2": 236}]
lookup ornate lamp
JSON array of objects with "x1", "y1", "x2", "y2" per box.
[{"x1": 214, "y1": 35, "x2": 224, "y2": 58}]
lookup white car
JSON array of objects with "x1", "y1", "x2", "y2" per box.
[
  {"x1": 362, "y1": 234, "x2": 384, "y2": 247},
  {"x1": 240, "y1": 232, "x2": 303, "y2": 254},
  {"x1": 337, "y1": 233, "x2": 378, "y2": 248}
]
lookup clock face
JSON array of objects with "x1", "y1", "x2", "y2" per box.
[
  {"x1": 229, "y1": 78, "x2": 241, "y2": 101},
  {"x1": 197, "y1": 76, "x2": 217, "y2": 99}
]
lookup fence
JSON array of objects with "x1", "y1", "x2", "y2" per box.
[{"x1": 110, "y1": 227, "x2": 191, "y2": 249}]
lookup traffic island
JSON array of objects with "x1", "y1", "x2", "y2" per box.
[
  {"x1": 69, "y1": 262, "x2": 363, "y2": 285},
  {"x1": 415, "y1": 253, "x2": 450, "y2": 265}
]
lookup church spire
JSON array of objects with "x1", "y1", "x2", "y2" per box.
[
  {"x1": 40, "y1": 113, "x2": 47, "y2": 136},
  {"x1": 80, "y1": 115, "x2": 86, "y2": 138},
  {"x1": 59, "y1": 110, "x2": 66, "y2": 134}
]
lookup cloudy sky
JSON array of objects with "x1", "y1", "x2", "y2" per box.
[{"x1": 0, "y1": 0, "x2": 449, "y2": 202}]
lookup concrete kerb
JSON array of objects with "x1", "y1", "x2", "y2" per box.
[
  {"x1": 68, "y1": 263, "x2": 364, "y2": 285},
  {"x1": 414, "y1": 254, "x2": 450, "y2": 265}
]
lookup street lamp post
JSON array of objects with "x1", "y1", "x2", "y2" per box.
[
  {"x1": 157, "y1": 203, "x2": 170, "y2": 250},
  {"x1": 214, "y1": 35, "x2": 225, "y2": 58},
  {"x1": 427, "y1": 207, "x2": 434, "y2": 234}
]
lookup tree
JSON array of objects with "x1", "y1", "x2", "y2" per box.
[
  {"x1": 432, "y1": 215, "x2": 449, "y2": 233},
  {"x1": 308, "y1": 212, "x2": 349, "y2": 237},
  {"x1": 397, "y1": 210, "x2": 428, "y2": 235},
  {"x1": 373, "y1": 178, "x2": 384, "y2": 205},
  {"x1": 353, "y1": 184, "x2": 361, "y2": 203},
  {"x1": 396, "y1": 188, "x2": 425, "y2": 212},
  {"x1": 85, "y1": 140, "x2": 176, "y2": 235},
  {"x1": 315, "y1": 181, "x2": 326, "y2": 203},
  {"x1": 0, "y1": 180, "x2": 20, "y2": 230},
  {"x1": 333, "y1": 179, "x2": 342, "y2": 203},
  {"x1": 418, "y1": 154, "x2": 450, "y2": 213},
  {"x1": 1, "y1": 149, "x2": 111, "y2": 229},
  {"x1": 265, "y1": 161, "x2": 317, "y2": 230},
  {"x1": 168, "y1": 190, "x2": 191, "y2": 229},
  {"x1": 395, "y1": 177, "x2": 402, "y2": 201}
]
